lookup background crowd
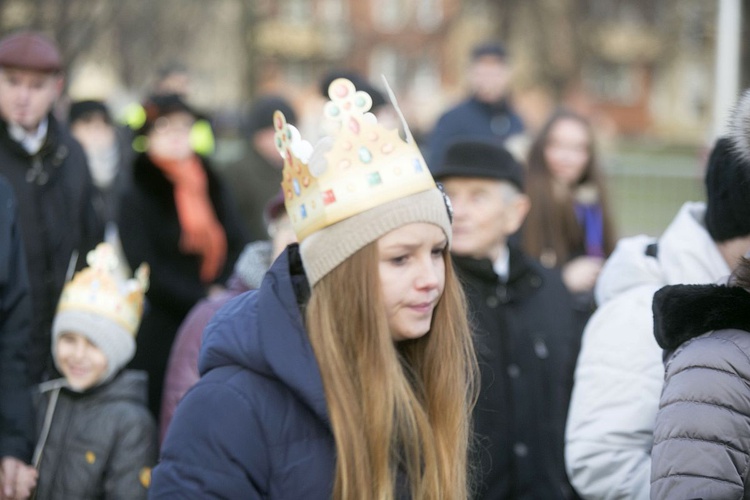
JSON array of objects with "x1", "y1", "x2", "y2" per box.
[{"x1": 0, "y1": 15, "x2": 747, "y2": 500}]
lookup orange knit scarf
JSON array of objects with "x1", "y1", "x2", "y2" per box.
[{"x1": 149, "y1": 154, "x2": 227, "y2": 283}]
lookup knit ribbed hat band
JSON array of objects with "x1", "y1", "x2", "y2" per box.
[{"x1": 300, "y1": 188, "x2": 452, "y2": 286}]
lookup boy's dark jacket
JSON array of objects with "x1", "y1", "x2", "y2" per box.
[{"x1": 33, "y1": 370, "x2": 156, "y2": 500}]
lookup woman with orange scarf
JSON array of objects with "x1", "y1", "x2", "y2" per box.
[{"x1": 117, "y1": 94, "x2": 247, "y2": 419}]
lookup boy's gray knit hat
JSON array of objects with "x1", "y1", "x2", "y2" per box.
[{"x1": 52, "y1": 311, "x2": 135, "y2": 386}]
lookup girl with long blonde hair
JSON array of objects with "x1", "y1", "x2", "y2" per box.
[{"x1": 151, "y1": 78, "x2": 478, "y2": 499}]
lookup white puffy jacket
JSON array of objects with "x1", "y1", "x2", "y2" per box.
[{"x1": 564, "y1": 202, "x2": 731, "y2": 499}]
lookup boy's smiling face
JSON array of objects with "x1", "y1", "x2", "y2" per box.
[{"x1": 55, "y1": 332, "x2": 108, "y2": 391}]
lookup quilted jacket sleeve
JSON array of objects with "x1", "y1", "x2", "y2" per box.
[
  {"x1": 565, "y1": 286, "x2": 665, "y2": 500},
  {"x1": 651, "y1": 330, "x2": 750, "y2": 499},
  {"x1": 150, "y1": 368, "x2": 269, "y2": 499}
]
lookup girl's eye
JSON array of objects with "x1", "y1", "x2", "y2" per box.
[
  {"x1": 431, "y1": 246, "x2": 445, "y2": 257},
  {"x1": 390, "y1": 255, "x2": 408, "y2": 265}
]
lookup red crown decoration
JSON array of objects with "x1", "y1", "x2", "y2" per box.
[{"x1": 276, "y1": 78, "x2": 436, "y2": 241}]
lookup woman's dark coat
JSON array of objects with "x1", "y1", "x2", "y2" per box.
[{"x1": 117, "y1": 152, "x2": 247, "y2": 417}]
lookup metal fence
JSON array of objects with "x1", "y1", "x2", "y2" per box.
[{"x1": 605, "y1": 142, "x2": 706, "y2": 238}]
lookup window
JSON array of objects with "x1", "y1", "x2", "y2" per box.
[
  {"x1": 281, "y1": 0, "x2": 313, "y2": 24},
  {"x1": 373, "y1": 0, "x2": 410, "y2": 32},
  {"x1": 320, "y1": 0, "x2": 347, "y2": 24},
  {"x1": 416, "y1": 0, "x2": 442, "y2": 32},
  {"x1": 583, "y1": 61, "x2": 639, "y2": 105}
]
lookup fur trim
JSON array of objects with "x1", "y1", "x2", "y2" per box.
[
  {"x1": 653, "y1": 284, "x2": 750, "y2": 350},
  {"x1": 729, "y1": 88, "x2": 750, "y2": 163}
]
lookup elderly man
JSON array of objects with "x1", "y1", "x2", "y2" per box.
[{"x1": 433, "y1": 139, "x2": 583, "y2": 499}]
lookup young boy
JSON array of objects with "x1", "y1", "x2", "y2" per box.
[{"x1": 30, "y1": 243, "x2": 156, "y2": 500}]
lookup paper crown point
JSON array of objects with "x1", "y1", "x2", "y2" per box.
[
  {"x1": 276, "y1": 77, "x2": 436, "y2": 241},
  {"x1": 56, "y1": 243, "x2": 150, "y2": 337}
]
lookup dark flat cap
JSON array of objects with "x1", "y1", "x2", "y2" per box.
[
  {"x1": 0, "y1": 31, "x2": 62, "y2": 72},
  {"x1": 431, "y1": 138, "x2": 524, "y2": 190}
]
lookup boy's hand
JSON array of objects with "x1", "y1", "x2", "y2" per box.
[{"x1": 0, "y1": 457, "x2": 38, "y2": 500}]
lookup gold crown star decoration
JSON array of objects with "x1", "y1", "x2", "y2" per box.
[
  {"x1": 275, "y1": 77, "x2": 437, "y2": 241},
  {"x1": 56, "y1": 243, "x2": 150, "y2": 337}
]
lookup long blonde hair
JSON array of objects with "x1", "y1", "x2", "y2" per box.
[{"x1": 305, "y1": 241, "x2": 478, "y2": 499}]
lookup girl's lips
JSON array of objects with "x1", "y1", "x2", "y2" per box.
[{"x1": 409, "y1": 301, "x2": 435, "y2": 314}]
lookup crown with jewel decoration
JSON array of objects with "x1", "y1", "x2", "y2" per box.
[
  {"x1": 276, "y1": 78, "x2": 437, "y2": 241},
  {"x1": 56, "y1": 243, "x2": 150, "y2": 337}
]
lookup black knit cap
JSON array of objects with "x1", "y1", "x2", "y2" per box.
[
  {"x1": 704, "y1": 137, "x2": 750, "y2": 242},
  {"x1": 68, "y1": 99, "x2": 111, "y2": 125},
  {"x1": 139, "y1": 93, "x2": 199, "y2": 135},
  {"x1": 431, "y1": 138, "x2": 524, "y2": 191},
  {"x1": 246, "y1": 95, "x2": 296, "y2": 137}
]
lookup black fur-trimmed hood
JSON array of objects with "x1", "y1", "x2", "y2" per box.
[{"x1": 653, "y1": 283, "x2": 750, "y2": 350}]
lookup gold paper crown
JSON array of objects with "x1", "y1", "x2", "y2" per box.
[
  {"x1": 57, "y1": 243, "x2": 150, "y2": 337},
  {"x1": 276, "y1": 78, "x2": 437, "y2": 240}
]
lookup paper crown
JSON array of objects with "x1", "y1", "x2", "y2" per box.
[
  {"x1": 57, "y1": 243, "x2": 150, "y2": 337},
  {"x1": 275, "y1": 77, "x2": 437, "y2": 240}
]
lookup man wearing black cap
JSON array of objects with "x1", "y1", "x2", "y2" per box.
[
  {"x1": 0, "y1": 30, "x2": 101, "y2": 385},
  {"x1": 565, "y1": 90, "x2": 750, "y2": 499},
  {"x1": 427, "y1": 41, "x2": 525, "y2": 168},
  {"x1": 223, "y1": 94, "x2": 297, "y2": 241},
  {"x1": 433, "y1": 139, "x2": 582, "y2": 499}
]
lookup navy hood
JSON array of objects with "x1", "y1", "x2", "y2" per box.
[{"x1": 198, "y1": 244, "x2": 328, "y2": 425}]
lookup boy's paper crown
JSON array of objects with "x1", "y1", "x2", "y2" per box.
[
  {"x1": 56, "y1": 242, "x2": 149, "y2": 337},
  {"x1": 275, "y1": 77, "x2": 437, "y2": 241}
]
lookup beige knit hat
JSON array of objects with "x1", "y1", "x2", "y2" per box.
[{"x1": 274, "y1": 78, "x2": 451, "y2": 286}]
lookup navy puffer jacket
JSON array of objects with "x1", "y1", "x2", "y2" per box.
[{"x1": 150, "y1": 245, "x2": 336, "y2": 499}]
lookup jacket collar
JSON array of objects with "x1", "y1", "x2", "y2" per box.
[
  {"x1": 452, "y1": 244, "x2": 533, "y2": 285},
  {"x1": 0, "y1": 113, "x2": 61, "y2": 159},
  {"x1": 653, "y1": 283, "x2": 750, "y2": 350}
]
